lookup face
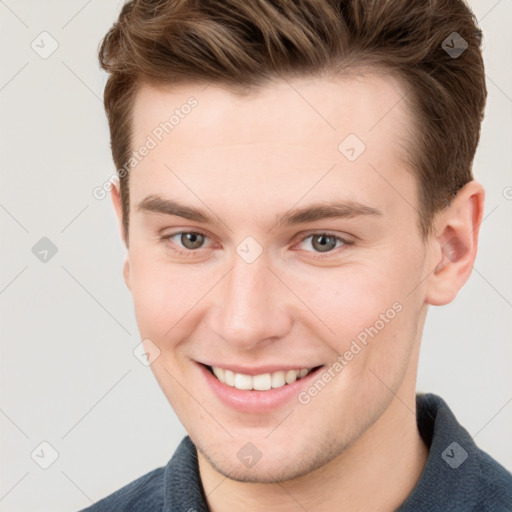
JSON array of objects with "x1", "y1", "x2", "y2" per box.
[{"x1": 114, "y1": 72, "x2": 437, "y2": 483}]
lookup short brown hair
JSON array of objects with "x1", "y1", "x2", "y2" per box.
[{"x1": 99, "y1": 0, "x2": 486, "y2": 245}]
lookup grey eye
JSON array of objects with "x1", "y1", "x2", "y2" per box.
[
  {"x1": 310, "y1": 234, "x2": 338, "y2": 252},
  {"x1": 180, "y1": 232, "x2": 205, "y2": 250}
]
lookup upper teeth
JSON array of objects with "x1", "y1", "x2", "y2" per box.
[{"x1": 211, "y1": 366, "x2": 312, "y2": 391}]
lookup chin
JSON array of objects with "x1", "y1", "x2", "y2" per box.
[{"x1": 194, "y1": 432, "x2": 347, "y2": 484}]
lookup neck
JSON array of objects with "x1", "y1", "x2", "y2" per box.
[{"x1": 198, "y1": 387, "x2": 429, "y2": 512}]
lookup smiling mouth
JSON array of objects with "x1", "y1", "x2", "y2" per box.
[{"x1": 204, "y1": 364, "x2": 324, "y2": 391}]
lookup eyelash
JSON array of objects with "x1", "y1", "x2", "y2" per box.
[{"x1": 161, "y1": 230, "x2": 354, "y2": 260}]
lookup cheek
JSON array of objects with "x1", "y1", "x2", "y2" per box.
[
  {"x1": 128, "y1": 249, "x2": 218, "y2": 344},
  {"x1": 128, "y1": 251, "x2": 184, "y2": 337},
  {"x1": 293, "y1": 250, "x2": 425, "y2": 358},
  {"x1": 295, "y1": 269, "x2": 399, "y2": 335}
]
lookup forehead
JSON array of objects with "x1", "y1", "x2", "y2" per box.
[
  {"x1": 128, "y1": 72, "x2": 416, "y2": 221},
  {"x1": 132, "y1": 71, "x2": 411, "y2": 148}
]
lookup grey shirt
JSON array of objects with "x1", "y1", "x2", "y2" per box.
[{"x1": 80, "y1": 393, "x2": 512, "y2": 511}]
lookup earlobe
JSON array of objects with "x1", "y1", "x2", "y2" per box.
[{"x1": 425, "y1": 181, "x2": 485, "y2": 306}]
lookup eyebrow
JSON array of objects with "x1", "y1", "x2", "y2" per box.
[
  {"x1": 137, "y1": 195, "x2": 213, "y2": 223},
  {"x1": 274, "y1": 201, "x2": 382, "y2": 227},
  {"x1": 136, "y1": 194, "x2": 382, "y2": 227}
]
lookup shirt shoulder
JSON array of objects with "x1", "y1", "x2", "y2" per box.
[
  {"x1": 76, "y1": 436, "x2": 207, "y2": 512},
  {"x1": 469, "y1": 448, "x2": 512, "y2": 510},
  {"x1": 397, "y1": 393, "x2": 512, "y2": 512},
  {"x1": 77, "y1": 466, "x2": 165, "y2": 512}
]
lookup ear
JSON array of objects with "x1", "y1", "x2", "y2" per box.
[
  {"x1": 425, "y1": 180, "x2": 485, "y2": 306},
  {"x1": 110, "y1": 180, "x2": 131, "y2": 291}
]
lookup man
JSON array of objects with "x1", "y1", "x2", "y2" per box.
[{"x1": 82, "y1": 0, "x2": 512, "y2": 510}]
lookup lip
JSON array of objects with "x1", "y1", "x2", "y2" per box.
[{"x1": 197, "y1": 362, "x2": 324, "y2": 413}]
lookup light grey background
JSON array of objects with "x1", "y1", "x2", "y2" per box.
[{"x1": 0, "y1": 1, "x2": 510, "y2": 510}]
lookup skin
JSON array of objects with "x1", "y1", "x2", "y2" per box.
[{"x1": 111, "y1": 72, "x2": 484, "y2": 511}]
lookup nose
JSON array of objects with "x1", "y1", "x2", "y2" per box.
[{"x1": 208, "y1": 255, "x2": 293, "y2": 351}]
